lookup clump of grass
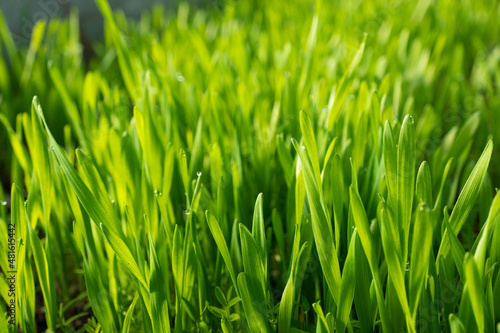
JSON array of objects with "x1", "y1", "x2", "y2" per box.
[{"x1": 1, "y1": 0, "x2": 500, "y2": 332}]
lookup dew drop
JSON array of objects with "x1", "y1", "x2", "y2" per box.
[
  {"x1": 1, "y1": 201, "x2": 6, "y2": 206},
  {"x1": 405, "y1": 261, "x2": 410, "y2": 272},
  {"x1": 409, "y1": 115, "x2": 414, "y2": 124},
  {"x1": 185, "y1": 210, "x2": 191, "y2": 216},
  {"x1": 301, "y1": 146, "x2": 306, "y2": 150},
  {"x1": 176, "y1": 74, "x2": 185, "y2": 82},
  {"x1": 197, "y1": 172, "x2": 202, "y2": 177},
  {"x1": 50, "y1": 145, "x2": 55, "y2": 150},
  {"x1": 24, "y1": 201, "x2": 27, "y2": 207}
]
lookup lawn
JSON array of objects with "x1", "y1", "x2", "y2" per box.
[{"x1": 0, "y1": 0, "x2": 500, "y2": 331}]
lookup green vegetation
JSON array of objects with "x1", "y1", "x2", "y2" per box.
[{"x1": 1, "y1": 0, "x2": 500, "y2": 331}]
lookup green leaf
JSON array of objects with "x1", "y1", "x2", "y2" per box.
[
  {"x1": 205, "y1": 211, "x2": 238, "y2": 292},
  {"x1": 336, "y1": 230, "x2": 357, "y2": 333},
  {"x1": 237, "y1": 273, "x2": 268, "y2": 333},
  {"x1": 100, "y1": 222, "x2": 148, "y2": 289},
  {"x1": 0, "y1": 114, "x2": 32, "y2": 173},
  {"x1": 122, "y1": 293, "x2": 139, "y2": 333},
  {"x1": 300, "y1": 110, "x2": 321, "y2": 187},
  {"x1": 383, "y1": 120, "x2": 398, "y2": 211},
  {"x1": 215, "y1": 286, "x2": 228, "y2": 307},
  {"x1": 438, "y1": 140, "x2": 493, "y2": 262},
  {"x1": 474, "y1": 191, "x2": 500, "y2": 272},
  {"x1": 349, "y1": 186, "x2": 393, "y2": 332},
  {"x1": 409, "y1": 203, "x2": 433, "y2": 318},
  {"x1": 292, "y1": 138, "x2": 341, "y2": 305},
  {"x1": 148, "y1": 234, "x2": 171, "y2": 332},
  {"x1": 239, "y1": 224, "x2": 266, "y2": 306},
  {"x1": 331, "y1": 154, "x2": 344, "y2": 252},
  {"x1": 252, "y1": 193, "x2": 267, "y2": 274},
  {"x1": 463, "y1": 254, "x2": 484, "y2": 332},
  {"x1": 416, "y1": 161, "x2": 432, "y2": 207},
  {"x1": 449, "y1": 314, "x2": 466, "y2": 333},
  {"x1": 23, "y1": 197, "x2": 57, "y2": 330},
  {"x1": 271, "y1": 209, "x2": 286, "y2": 265},
  {"x1": 47, "y1": 62, "x2": 89, "y2": 151},
  {"x1": 327, "y1": 35, "x2": 366, "y2": 130},
  {"x1": 397, "y1": 114, "x2": 416, "y2": 261},
  {"x1": 443, "y1": 209, "x2": 465, "y2": 280},
  {"x1": 278, "y1": 239, "x2": 307, "y2": 333}
]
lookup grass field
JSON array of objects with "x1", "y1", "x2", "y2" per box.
[{"x1": 1, "y1": 0, "x2": 500, "y2": 331}]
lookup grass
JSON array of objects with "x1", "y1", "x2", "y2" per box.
[{"x1": 0, "y1": 0, "x2": 500, "y2": 331}]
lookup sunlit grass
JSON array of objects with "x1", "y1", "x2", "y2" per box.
[{"x1": 1, "y1": 0, "x2": 500, "y2": 331}]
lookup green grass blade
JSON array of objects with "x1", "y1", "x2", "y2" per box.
[
  {"x1": 336, "y1": 230, "x2": 357, "y2": 333},
  {"x1": 397, "y1": 114, "x2": 416, "y2": 262},
  {"x1": 205, "y1": 211, "x2": 238, "y2": 293},
  {"x1": 292, "y1": 138, "x2": 341, "y2": 304},
  {"x1": 252, "y1": 193, "x2": 267, "y2": 274},
  {"x1": 148, "y1": 234, "x2": 171, "y2": 332},
  {"x1": 409, "y1": 203, "x2": 433, "y2": 318},
  {"x1": 437, "y1": 140, "x2": 493, "y2": 263},
  {"x1": 237, "y1": 273, "x2": 268, "y2": 333},
  {"x1": 349, "y1": 186, "x2": 393, "y2": 332},
  {"x1": 100, "y1": 222, "x2": 148, "y2": 289}
]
